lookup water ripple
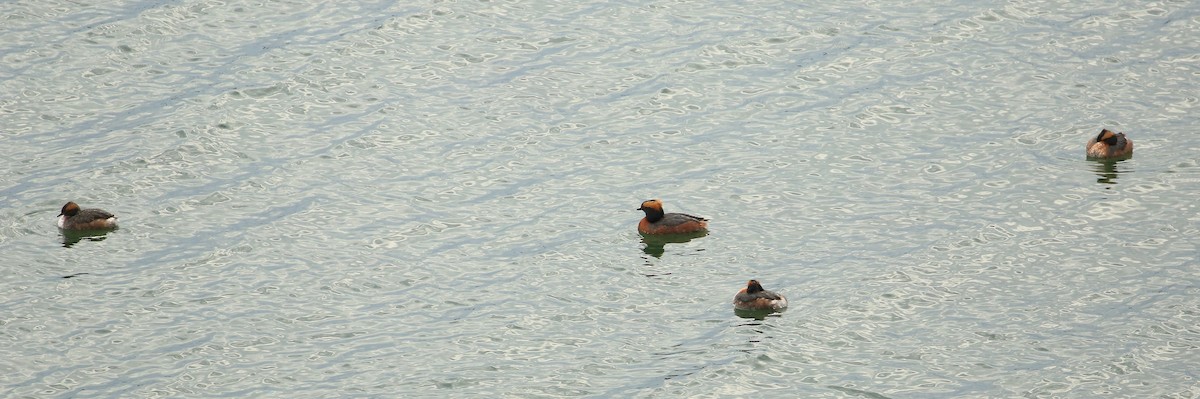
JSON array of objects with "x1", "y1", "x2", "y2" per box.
[{"x1": 2, "y1": 0, "x2": 1200, "y2": 397}]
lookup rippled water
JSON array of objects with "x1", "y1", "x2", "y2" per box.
[{"x1": 3, "y1": 0, "x2": 1199, "y2": 397}]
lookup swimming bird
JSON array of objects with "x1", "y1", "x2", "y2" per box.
[
  {"x1": 733, "y1": 280, "x2": 788, "y2": 311},
  {"x1": 57, "y1": 202, "x2": 118, "y2": 231},
  {"x1": 636, "y1": 199, "x2": 708, "y2": 235},
  {"x1": 1086, "y1": 128, "x2": 1133, "y2": 159}
]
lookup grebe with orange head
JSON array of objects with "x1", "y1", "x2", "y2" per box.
[
  {"x1": 636, "y1": 199, "x2": 708, "y2": 235},
  {"x1": 1086, "y1": 128, "x2": 1133, "y2": 159}
]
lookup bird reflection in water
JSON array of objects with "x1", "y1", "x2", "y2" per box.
[
  {"x1": 1089, "y1": 158, "x2": 1130, "y2": 186},
  {"x1": 61, "y1": 229, "x2": 115, "y2": 248},
  {"x1": 734, "y1": 307, "x2": 786, "y2": 320},
  {"x1": 639, "y1": 231, "x2": 708, "y2": 258}
]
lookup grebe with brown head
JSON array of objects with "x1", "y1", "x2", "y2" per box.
[
  {"x1": 57, "y1": 202, "x2": 118, "y2": 231},
  {"x1": 733, "y1": 279, "x2": 788, "y2": 311}
]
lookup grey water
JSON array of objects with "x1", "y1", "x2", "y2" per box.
[{"x1": 2, "y1": 0, "x2": 1199, "y2": 397}]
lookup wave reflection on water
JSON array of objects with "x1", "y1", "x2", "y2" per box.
[{"x1": 2, "y1": 0, "x2": 1200, "y2": 397}]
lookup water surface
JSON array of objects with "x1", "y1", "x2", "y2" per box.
[{"x1": 2, "y1": 0, "x2": 1199, "y2": 397}]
